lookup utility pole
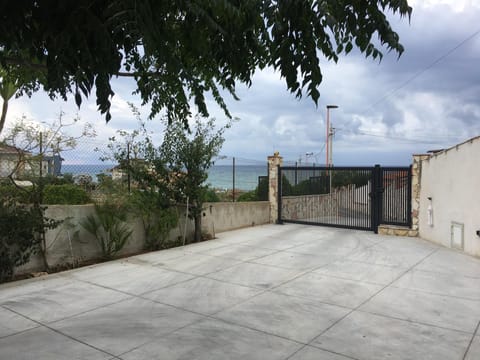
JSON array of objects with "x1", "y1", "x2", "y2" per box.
[
  {"x1": 326, "y1": 105, "x2": 338, "y2": 193},
  {"x1": 325, "y1": 105, "x2": 338, "y2": 168}
]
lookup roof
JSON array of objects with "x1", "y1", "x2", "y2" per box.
[{"x1": 0, "y1": 143, "x2": 26, "y2": 155}]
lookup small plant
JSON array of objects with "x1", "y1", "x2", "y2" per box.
[{"x1": 80, "y1": 201, "x2": 132, "y2": 260}]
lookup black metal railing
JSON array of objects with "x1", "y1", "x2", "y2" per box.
[{"x1": 278, "y1": 165, "x2": 412, "y2": 233}]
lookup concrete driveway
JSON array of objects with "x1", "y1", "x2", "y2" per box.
[{"x1": 1, "y1": 224, "x2": 479, "y2": 360}]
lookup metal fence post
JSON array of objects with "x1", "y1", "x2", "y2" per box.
[
  {"x1": 407, "y1": 164, "x2": 413, "y2": 227},
  {"x1": 277, "y1": 165, "x2": 283, "y2": 224},
  {"x1": 371, "y1": 164, "x2": 382, "y2": 233},
  {"x1": 232, "y1": 156, "x2": 235, "y2": 202}
]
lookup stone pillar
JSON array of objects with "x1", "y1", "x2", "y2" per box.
[
  {"x1": 268, "y1": 152, "x2": 283, "y2": 223},
  {"x1": 411, "y1": 154, "x2": 430, "y2": 231}
]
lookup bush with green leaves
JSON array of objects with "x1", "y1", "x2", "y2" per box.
[
  {"x1": 129, "y1": 190, "x2": 178, "y2": 251},
  {"x1": 43, "y1": 173, "x2": 75, "y2": 185},
  {"x1": 0, "y1": 197, "x2": 60, "y2": 282},
  {"x1": 203, "y1": 187, "x2": 220, "y2": 202},
  {"x1": 0, "y1": 183, "x2": 30, "y2": 203},
  {"x1": 0, "y1": 201, "x2": 40, "y2": 282},
  {"x1": 43, "y1": 184, "x2": 91, "y2": 205},
  {"x1": 237, "y1": 191, "x2": 257, "y2": 202},
  {"x1": 80, "y1": 201, "x2": 132, "y2": 260}
]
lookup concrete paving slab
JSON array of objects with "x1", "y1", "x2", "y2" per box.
[
  {"x1": 120, "y1": 317, "x2": 301, "y2": 360},
  {"x1": 275, "y1": 272, "x2": 383, "y2": 308},
  {"x1": 0, "y1": 306, "x2": 39, "y2": 338},
  {"x1": 215, "y1": 224, "x2": 300, "y2": 242},
  {"x1": 465, "y1": 335, "x2": 480, "y2": 360},
  {"x1": 0, "y1": 275, "x2": 76, "y2": 303},
  {"x1": 64, "y1": 260, "x2": 145, "y2": 281},
  {"x1": 175, "y1": 239, "x2": 237, "y2": 253},
  {"x1": 359, "y1": 286, "x2": 480, "y2": 333},
  {"x1": 415, "y1": 248, "x2": 480, "y2": 278},
  {"x1": 214, "y1": 291, "x2": 350, "y2": 343},
  {"x1": 313, "y1": 311, "x2": 471, "y2": 360},
  {"x1": 2, "y1": 281, "x2": 131, "y2": 323},
  {"x1": 156, "y1": 253, "x2": 242, "y2": 275},
  {"x1": 393, "y1": 269, "x2": 480, "y2": 300},
  {"x1": 3, "y1": 223, "x2": 480, "y2": 360},
  {"x1": 142, "y1": 277, "x2": 261, "y2": 315},
  {"x1": 126, "y1": 247, "x2": 189, "y2": 264},
  {"x1": 287, "y1": 241, "x2": 360, "y2": 257},
  {"x1": 251, "y1": 250, "x2": 337, "y2": 271},
  {"x1": 197, "y1": 244, "x2": 278, "y2": 261},
  {"x1": 50, "y1": 297, "x2": 203, "y2": 356},
  {"x1": 0, "y1": 326, "x2": 112, "y2": 360},
  {"x1": 288, "y1": 346, "x2": 353, "y2": 360},
  {"x1": 206, "y1": 262, "x2": 302, "y2": 289},
  {"x1": 315, "y1": 259, "x2": 408, "y2": 285},
  {"x1": 346, "y1": 247, "x2": 434, "y2": 268},
  {"x1": 80, "y1": 264, "x2": 194, "y2": 296},
  {"x1": 238, "y1": 236, "x2": 307, "y2": 250},
  {"x1": 371, "y1": 236, "x2": 439, "y2": 254}
]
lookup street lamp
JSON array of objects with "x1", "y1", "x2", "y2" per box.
[{"x1": 325, "y1": 105, "x2": 338, "y2": 168}]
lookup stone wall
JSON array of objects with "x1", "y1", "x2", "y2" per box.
[
  {"x1": 411, "y1": 154, "x2": 429, "y2": 232},
  {"x1": 268, "y1": 152, "x2": 282, "y2": 223},
  {"x1": 280, "y1": 185, "x2": 369, "y2": 223},
  {"x1": 281, "y1": 194, "x2": 337, "y2": 221}
]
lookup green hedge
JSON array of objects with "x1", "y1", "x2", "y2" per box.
[{"x1": 43, "y1": 184, "x2": 91, "y2": 205}]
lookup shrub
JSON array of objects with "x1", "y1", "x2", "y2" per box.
[
  {"x1": 203, "y1": 187, "x2": 220, "y2": 202},
  {"x1": 43, "y1": 184, "x2": 91, "y2": 205},
  {"x1": 80, "y1": 201, "x2": 132, "y2": 259},
  {"x1": 237, "y1": 190, "x2": 257, "y2": 202},
  {"x1": 128, "y1": 190, "x2": 179, "y2": 251},
  {"x1": 43, "y1": 173, "x2": 75, "y2": 185},
  {"x1": 0, "y1": 184, "x2": 31, "y2": 203},
  {"x1": 0, "y1": 201, "x2": 42, "y2": 282}
]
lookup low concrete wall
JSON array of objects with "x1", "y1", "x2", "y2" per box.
[
  {"x1": 202, "y1": 201, "x2": 270, "y2": 236},
  {"x1": 16, "y1": 201, "x2": 270, "y2": 275},
  {"x1": 18, "y1": 204, "x2": 195, "y2": 274}
]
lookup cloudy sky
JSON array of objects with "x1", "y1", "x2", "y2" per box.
[{"x1": 3, "y1": 0, "x2": 480, "y2": 166}]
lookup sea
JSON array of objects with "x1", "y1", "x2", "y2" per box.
[{"x1": 61, "y1": 164, "x2": 268, "y2": 191}]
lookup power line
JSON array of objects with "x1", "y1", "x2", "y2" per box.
[
  {"x1": 362, "y1": 27, "x2": 480, "y2": 115},
  {"x1": 354, "y1": 131, "x2": 459, "y2": 145}
]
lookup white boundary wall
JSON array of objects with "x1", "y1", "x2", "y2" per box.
[
  {"x1": 418, "y1": 137, "x2": 480, "y2": 257},
  {"x1": 17, "y1": 201, "x2": 270, "y2": 274}
]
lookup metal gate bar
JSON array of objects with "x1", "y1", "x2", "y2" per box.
[
  {"x1": 278, "y1": 165, "x2": 412, "y2": 233},
  {"x1": 278, "y1": 166, "x2": 374, "y2": 231}
]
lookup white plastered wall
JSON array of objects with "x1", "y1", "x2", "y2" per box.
[{"x1": 418, "y1": 137, "x2": 480, "y2": 257}]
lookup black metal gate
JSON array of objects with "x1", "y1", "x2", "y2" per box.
[{"x1": 278, "y1": 165, "x2": 412, "y2": 233}]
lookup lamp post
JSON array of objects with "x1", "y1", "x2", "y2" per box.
[
  {"x1": 325, "y1": 105, "x2": 338, "y2": 168},
  {"x1": 326, "y1": 105, "x2": 338, "y2": 193}
]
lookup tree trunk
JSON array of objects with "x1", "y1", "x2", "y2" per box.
[
  {"x1": 194, "y1": 213, "x2": 202, "y2": 243},
  {"x1": 0, "y1": 99, "x2": 8, "y2": 135}
]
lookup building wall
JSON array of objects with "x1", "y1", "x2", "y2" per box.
[{"x1": 418, "y1": 137, "x2": 480, "y2": 257}]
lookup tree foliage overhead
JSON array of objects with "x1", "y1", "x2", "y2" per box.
[{"x1": 0, "y1": 1, "x2": 411, "y2": 125}]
